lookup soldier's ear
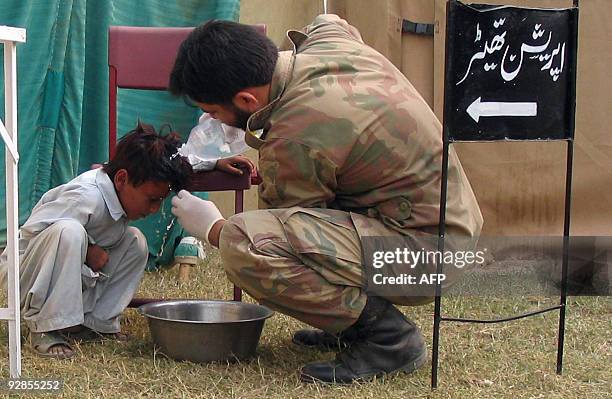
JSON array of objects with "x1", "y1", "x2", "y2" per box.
[{"x1": 233, "y1": 89, "x2": 262, "y2": 113}]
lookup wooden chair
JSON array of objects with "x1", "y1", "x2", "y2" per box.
[{"x1": 108, "y1": 25, "x2": 264, "y2": 303}]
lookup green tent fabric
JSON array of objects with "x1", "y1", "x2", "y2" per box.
[{"x1": 0, "y1": 1, "x2": 240, "y2": 263}]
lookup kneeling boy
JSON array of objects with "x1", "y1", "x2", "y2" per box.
[{"x1": 0, "y1": 122, "x2": 191, "y2": 359}]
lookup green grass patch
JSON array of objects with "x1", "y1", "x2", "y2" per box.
[{"x1": 0, "y1": 250, "x2": 610, "y2": 398}]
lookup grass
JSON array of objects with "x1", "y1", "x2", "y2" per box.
[{"x1": 0, "y1": 250, "x2": 610, "y2": 398}]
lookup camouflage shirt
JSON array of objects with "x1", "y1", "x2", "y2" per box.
[{"x1": 245, "y1": 14, "x2": 483, "y2": 239}]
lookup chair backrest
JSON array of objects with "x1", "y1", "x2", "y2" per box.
[
  {"x1": 109, "y1": 26, "x2": 194, "y2": 91},
  {"x1": 107, "y1": 24, "x2": 266, "y2": 157}
]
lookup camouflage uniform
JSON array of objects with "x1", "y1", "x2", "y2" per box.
[{"x1": 219, "y1": 15, "x2": 483, "y2": 334}]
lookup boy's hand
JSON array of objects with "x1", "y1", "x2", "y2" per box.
[
  {"x1": 86, "y1": 244, "x2": 109, "y2": 272},
  {"x1": 171, "y1": 190, "x2": 225, "y2": 246},
  {"x1": 215, "y1": 155, "x2": 255, "y2": 176}
]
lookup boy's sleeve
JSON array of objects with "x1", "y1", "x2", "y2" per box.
[{"x1": 19, "y1": 190, "x2": 95, "y2": 240}]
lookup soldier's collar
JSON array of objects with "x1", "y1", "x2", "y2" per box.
[
  {"x1": 245, "y1": 51, "x2": 293, "y2": 149},
  {"x1": 245, "y1": 30, "x2": 306, "y2": 149}
]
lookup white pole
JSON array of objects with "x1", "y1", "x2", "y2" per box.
[
  {"x1": 323, "y1": 0, "x2": 328, "y2": 14},
  {"x1": 4, "y1": 39, "x2": 22, "y2": 378}
]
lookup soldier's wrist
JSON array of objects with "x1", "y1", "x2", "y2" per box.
[{"x1": 208, "y1": 219, "x2": 226, "y2": 248}]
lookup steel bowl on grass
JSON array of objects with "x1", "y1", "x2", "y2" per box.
[{"x1": 138, "y1": 300, "x2": 274, "y2": 363}]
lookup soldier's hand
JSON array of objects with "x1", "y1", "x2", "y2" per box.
[
  {"x1": 171, "y1": 190, "x2": 225, "y2": 246},
  {"x1": 215, "y1": 155, "x2": 255, "y2": 176},
  {"x1": 86, "y1": 244, "x2": 109, "y2": 272}
]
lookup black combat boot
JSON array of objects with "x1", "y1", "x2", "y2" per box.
[
  {"x1": 300, "y1": 297, "x2": 427, "y2": 384},
  {"x1": 292, "y1": 329, "x2": 354, "y2": 351}
]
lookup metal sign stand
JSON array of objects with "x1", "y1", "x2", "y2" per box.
[
  {"x1": 432, "y1": 0, "x2": 579, "y2": 388},
  {"x1": 0, "y1": 25, "x2": 25, "y2": 378}
]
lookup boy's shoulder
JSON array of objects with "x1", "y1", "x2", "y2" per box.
[
  {"x1": 42, "y1": 169, "x2": 108, "y2": 207},
  {"x1": 72, "y1": 168, "x2": 103, "y2": 186},
  {"x1": 63, "y1": 169, "x2": 104, "y2": 194}
]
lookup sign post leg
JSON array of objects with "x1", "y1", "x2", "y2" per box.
[{"x1": 557, "y1": 140, "x2": 574, "y2": 374}]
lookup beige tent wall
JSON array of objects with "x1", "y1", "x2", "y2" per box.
[{"x1": 214, "y1": 0, "x2": 610, "y2": 236}]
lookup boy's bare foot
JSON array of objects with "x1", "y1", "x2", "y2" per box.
[{"x1": 29, "y1": 331, "x2": 75, "y2": 359}]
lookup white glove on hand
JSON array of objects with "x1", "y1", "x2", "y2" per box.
[{"x1": 171, "y1": 190, "x2": 224, "y2": 246}]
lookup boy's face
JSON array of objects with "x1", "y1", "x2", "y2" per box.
[{"x1": 113, "y1": 169, "x2": 171, "y2": 220}]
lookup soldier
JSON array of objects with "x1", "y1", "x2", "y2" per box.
[{"x1": 169, "y1": 15, "x2": 483, "y2": 383}]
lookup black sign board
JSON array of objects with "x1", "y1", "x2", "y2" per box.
[{"x1": 443, "y1": 1, "x2": 578, "y2": 141}]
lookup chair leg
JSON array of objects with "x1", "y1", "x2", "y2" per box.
[{"x1": 178, "y1": 263, "x2": 192, "y2": 283}]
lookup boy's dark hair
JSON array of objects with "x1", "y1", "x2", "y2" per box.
[
  {"x1": 103, "y1": 122, "x2": 192, "y2": 191},
  {"x1": 169, "y1": 20, "x2": 278, "y2": 104}
]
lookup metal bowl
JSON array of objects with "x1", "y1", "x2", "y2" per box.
[{"x1": 138, "y1": 300, "x2": 273, "y2": 363}]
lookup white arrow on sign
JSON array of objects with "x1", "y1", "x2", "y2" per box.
[{"x1": 466, "y1": 97, "x2": 538, "y2": 123}]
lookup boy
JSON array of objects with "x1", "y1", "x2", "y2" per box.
[{"x1": 0, "y1": 122, "x2": 191, "y2": 359}]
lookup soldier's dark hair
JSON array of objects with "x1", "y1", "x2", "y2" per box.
[
  {"x1": 169, "y1": 20, "x2": 278, "y2": 104},
  {"x1": 103, "y1": 122, "x2": 192, "y2": 191}
]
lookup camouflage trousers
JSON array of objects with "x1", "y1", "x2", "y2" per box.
[{"x1": 219, "y1": 207, "x2": 367, "y2": 334}]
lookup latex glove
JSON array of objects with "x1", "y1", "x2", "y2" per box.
[{"x1": 171, "y1": 190, "x2": 224, "y2": 246}]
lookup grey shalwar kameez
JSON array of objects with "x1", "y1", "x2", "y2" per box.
[{"x1": 0, "y1": 169, "x2": 147, "y2": 333}]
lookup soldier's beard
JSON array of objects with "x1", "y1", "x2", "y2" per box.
[{"x1": 227, "y1": 104, "x2": 251, "y2": 130}]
